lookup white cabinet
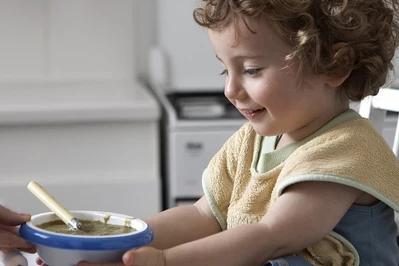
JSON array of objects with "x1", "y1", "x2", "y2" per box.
[{"x1": 0, "y1": 81, "x2": 161, "y2": 219}]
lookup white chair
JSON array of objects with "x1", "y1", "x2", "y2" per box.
[
  {"x1": 358, "y1": 88, "x2": 399, "y2": 157},
  {"x1": 359, "y1": 88, "x2": 399, "y2": 225}
]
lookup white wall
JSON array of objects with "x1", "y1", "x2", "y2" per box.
[{"x1": 0, "y1": 0, "x2": 155, "y2": 82}]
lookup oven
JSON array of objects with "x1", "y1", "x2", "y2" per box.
[
  {"x1": 149, "y1": 0, "x2": 246, "y2": 209},
  {"x1": 156, "y1": 91, "x2": 245, "y2": 209}
]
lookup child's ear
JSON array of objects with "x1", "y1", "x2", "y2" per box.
[
  {"x1": 326, "y1": 42, "x2": 354, "y2": 88},
  {"x1": 326, "y1": 73, "x2": 350, "y2": 88}
]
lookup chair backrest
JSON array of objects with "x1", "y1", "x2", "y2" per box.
[{"x1": 358, "y1": 88, "x2": 399, "y2": 157}]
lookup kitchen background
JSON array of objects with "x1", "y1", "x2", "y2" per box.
[{"x1": 0, "y1": 0, "x2": 397, "y2": 221}]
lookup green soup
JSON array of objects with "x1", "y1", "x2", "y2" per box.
[{"x1": 37, "y1": 219, "x2": 137, "y2": 236}]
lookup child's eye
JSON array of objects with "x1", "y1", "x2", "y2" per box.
[
  {"x1": 219, "y1": 69, "x2": 228, "y2": 76},
  {"x1": 245, "y1": 68, "x2": 260, "y2": 76}
]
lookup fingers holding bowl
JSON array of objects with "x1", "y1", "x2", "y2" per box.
[
  {"x1": 0, "y1": 205, "x2": 31, "y2": 226},
  {"x1": 0, "y1": 229, "x2": 35, "y2": 251}
]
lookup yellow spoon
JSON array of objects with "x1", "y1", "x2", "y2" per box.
[{"x1": 27, "y1": 181, "x2": 83, "y2": 231}]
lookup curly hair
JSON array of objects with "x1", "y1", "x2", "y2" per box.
[{"x1": 193, "y1": 0, "x2": 399, "y2": 101}]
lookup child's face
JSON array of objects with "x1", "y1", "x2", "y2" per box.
[{"x1": 209, "y1": 18, "x2": 347, "y2": 141}]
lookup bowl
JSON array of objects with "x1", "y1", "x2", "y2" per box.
[{"x1": 19, "y1": 210, "x2": 154, "y2": 266}]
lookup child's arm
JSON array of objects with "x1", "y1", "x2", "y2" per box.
[
  {"x1": 144, "y1": 196, "x2": 222, "y2": 249},
  {"x1": 118, "y1": 181, "x2": 363, "y2": 266}
]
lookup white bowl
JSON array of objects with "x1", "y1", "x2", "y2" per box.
[{"x1": 19, "y1": 210, "x2": 154, "y2": 266}]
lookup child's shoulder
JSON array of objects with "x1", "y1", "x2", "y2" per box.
[
  {"x1": 295, "y1": 117, "x2": 393, "y2": 158},
  {"x1": 313, "y1": 117, "x2": 387, "y2": 148},
  {"x1": 279, "y1": 117, "x2": 399, "y2": 211}
]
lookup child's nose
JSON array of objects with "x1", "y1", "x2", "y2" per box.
[{"x1": 224, "y1": 75, "x2": 245, "y2": 100}]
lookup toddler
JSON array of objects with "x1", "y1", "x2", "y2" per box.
[{"x1": 41, "y1": 0, "x2": 399, "y2": 265}]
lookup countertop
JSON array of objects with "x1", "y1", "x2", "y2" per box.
[{"x1": 0, "y1": 79, "x2": 160, "y2": 125}]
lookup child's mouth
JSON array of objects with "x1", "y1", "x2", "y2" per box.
[
  {"x1": 244, "y1": 108, "x2": 265, "y2": 114},
  {"x1": 242, "y1": 108, "x2": 266, "y2": 119}
]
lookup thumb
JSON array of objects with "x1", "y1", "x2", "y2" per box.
[
  {"x1": 0, "y1": 205, "x2": 31, "y2": 225},
  {"x1": 123, "y1": 247, "x2": 165, "y2": 266}
]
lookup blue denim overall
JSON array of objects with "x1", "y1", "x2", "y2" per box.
[{"x1": 265, "y1": 202, "x2": 399, "y2": 265}]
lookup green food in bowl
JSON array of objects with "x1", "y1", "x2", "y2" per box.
[
  {"x1": 19, "y1": 211, "x2": 154, "y2": 266},
  {"x1": 37, "y1": 219, "x2": 137, "y2": 236}
]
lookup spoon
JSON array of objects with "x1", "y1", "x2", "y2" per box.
[{"x1": 27, "y1": 181, "x2": 84, "y2": 231}]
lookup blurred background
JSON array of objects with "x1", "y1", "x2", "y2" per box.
[
  {"x1": 0, "y1": 0, "x2": 396, "y2": 219},
  {"x1": 0, "y1": 0, "x2": 246, "y2": 218}
]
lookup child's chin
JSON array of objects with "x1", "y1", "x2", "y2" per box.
[{"x1": 251, "y1": 124, "x2": 274, "y2": 136}]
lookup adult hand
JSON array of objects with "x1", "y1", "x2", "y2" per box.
[{"x1": 0, "y1": 205, "x2": 36, "y2": 253}]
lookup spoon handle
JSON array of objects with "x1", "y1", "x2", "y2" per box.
[{"x1": 27, "y1": 181, "x2": 82, "y2": 230}]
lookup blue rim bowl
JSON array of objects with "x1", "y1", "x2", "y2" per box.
[{"x1": 19, "y1": 210, "x2": 154, "y2": 251}]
